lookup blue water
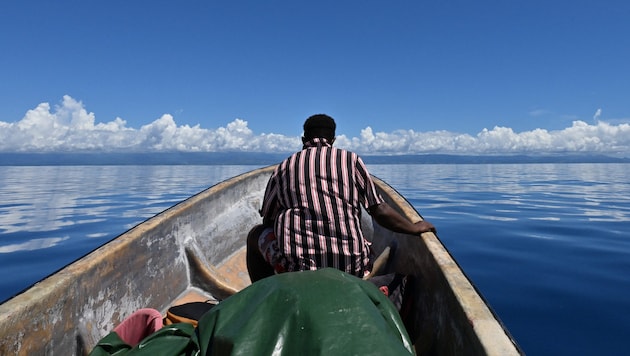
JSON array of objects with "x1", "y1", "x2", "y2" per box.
[{"x1": 1, "y1": 163, "x2": 629, "y2": 355}]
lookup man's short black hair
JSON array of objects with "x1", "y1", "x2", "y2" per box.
[{"x1": 303, "y1": 114, "x2": 336, "y2": 141}]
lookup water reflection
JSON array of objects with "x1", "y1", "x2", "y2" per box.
[
  {"x1": 368, "y1": 163, "x2": 630, "y2": 223},
  {"x1": 0, "y1": 165, "x2": 259, "y2": 250},
  {"x1": 367, "y1": 163, "x2": 630, "y2": 355},
  {"x1": 0, "y1": 236, "x2": 70, "y2": 253}
]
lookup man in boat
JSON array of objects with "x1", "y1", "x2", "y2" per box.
[{"x1": 247, "y1": 114, "x2": 436, "y2": 282}]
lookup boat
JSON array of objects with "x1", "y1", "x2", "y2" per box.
[{"x1": 0, "y1": 165, "x2": 521, "y2": 355}]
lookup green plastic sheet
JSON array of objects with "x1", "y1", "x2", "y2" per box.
[
  {"x1": 89, "y1": 323, "x2": 198, "y2": 356},
  {"x1": 90, "y1": 268, "x2": 414, "y2": 355},
  {"x1": 196, "y1": 268, "x2": 414, "y2": 355}
]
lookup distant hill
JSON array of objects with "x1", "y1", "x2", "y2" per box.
[
  {"x1": 360, "y1": 154, "x2": 630, "y2": 164},
  {"x1": 0, "y1": 152, "x2": 287, "y2": 166},
  {"x1": 0, "y1": 152, "x2": 628, "y2": 166}
]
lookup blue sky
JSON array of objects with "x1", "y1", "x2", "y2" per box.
[{"x1": 1, "y1": 1, "x2": 629, "y2": 156}]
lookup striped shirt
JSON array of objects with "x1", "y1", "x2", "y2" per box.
[{"x1": 260, "y1": 138, "x2": 384, "y2": 276}]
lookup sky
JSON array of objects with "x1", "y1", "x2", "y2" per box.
[{"x1": 1, "y1": 1, "x2": 629, "y2": 156}]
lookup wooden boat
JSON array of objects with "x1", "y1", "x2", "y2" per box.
[{"x1": 0, "y1": 165, "x2": 521, "y2": 355}]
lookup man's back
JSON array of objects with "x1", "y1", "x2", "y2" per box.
[
  {"x1": 261, "y1": 137, "x2": 383, "y2": 276},
  {"x1": 247, "y1": 113, "x2": 436, "y2": 283}
]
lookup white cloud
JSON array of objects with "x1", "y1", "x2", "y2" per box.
[
  {"x1": 529, "y1": 109, "x2": 551, "y2": 117},
  {"x1": 1, "y1": 96, "x2": 629, "y2": 156},
  {"x1": 593, "y1": 108, "x2": 602, "y2": 121}
]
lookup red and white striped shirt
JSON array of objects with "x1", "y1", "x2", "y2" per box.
[{"x1": 260, "y1": 138, "x2": 384, "y2": 276}]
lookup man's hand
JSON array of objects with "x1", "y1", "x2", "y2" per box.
[
  {"x1": 412, "y1": 220, "x2": 436, "y2": 235},
  {"x1": 370, "y1": 202, "x2": 436, "y2": 236}
]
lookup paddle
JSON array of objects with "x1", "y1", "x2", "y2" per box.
[{"x1": 363, "y1": 246, "x2": 391, "y2": 280}]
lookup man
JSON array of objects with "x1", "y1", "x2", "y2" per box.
[{"x1": 247, "y1": 114, "x2": 435, "y2": 282}]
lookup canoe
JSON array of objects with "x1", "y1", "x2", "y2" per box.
[{"x1": 0, "y1": 165, "x2": 521, "y2": 355}]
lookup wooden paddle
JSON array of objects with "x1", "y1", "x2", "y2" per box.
[{"x1": 363, "y1": 246, "x2": 391, "y2": 280}]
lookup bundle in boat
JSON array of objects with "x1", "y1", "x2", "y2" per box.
[{"x1": 90, "y1": 268, "x2": 414, "y2": 355}]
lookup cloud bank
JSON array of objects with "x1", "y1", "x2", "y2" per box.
[{"x1": 1, "y1": 96, "x2": 629, "y2": 157}]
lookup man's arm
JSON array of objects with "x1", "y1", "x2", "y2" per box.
[
  {"x1": 260, "y1": 173, "x2": 280, "y2": 227},
  {"x1": 368, "y1": 201, "x2": 436, "y2": 236}
]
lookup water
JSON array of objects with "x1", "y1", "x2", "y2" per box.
[{"x1": 1, "y1": 163, "x2": 629, "y2": 355}]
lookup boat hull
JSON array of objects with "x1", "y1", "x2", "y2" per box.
[{"x1": 0, "y1": 165, "x2": 520, "y2": 355}]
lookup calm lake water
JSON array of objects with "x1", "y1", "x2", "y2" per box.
[{"x1": 1, "y1": 163, "x2": 629, "y2": 355}]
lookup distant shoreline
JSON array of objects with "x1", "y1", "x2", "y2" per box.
[{"x1": 1, "y1": 152, "x2": 629, "y2": 166}]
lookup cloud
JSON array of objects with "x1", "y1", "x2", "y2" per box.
[
  {"x1": 1, "y1": 96, "x2": 630, "y2": 156},
  {"x1": 529, "y1": 109, "x2": 551, "y2": 117},
  {"x1": 593, "y1": 108, "x2": 602, "y2": 121},
  {"x1": 0, "y1": 96, "x2": 301, "y2": 153}
]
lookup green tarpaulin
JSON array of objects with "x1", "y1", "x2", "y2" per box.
[{"x1": 91, "y1": 268, "x2": 414, "y2": 355}]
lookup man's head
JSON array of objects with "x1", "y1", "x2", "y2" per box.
[{"x1": 303, "y1": 114, "x2": 336, "y2": 142}]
